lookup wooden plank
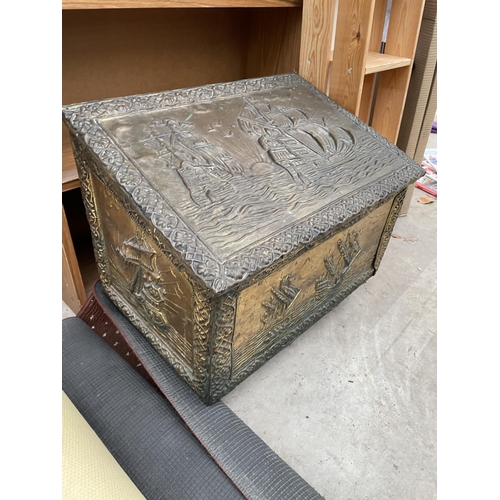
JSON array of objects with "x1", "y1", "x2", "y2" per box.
[
  {"x1": 384, "y1": 0, "x2": 426, "y2": 59},
  {"x1": 356, "y1": 0, "x2": 387, "y2": 122},
  {"x1": 365, "y1": 52, "x2": 411, "y2": 74},
  {"x1": 62, "y1": 138, "x2": 80, "y2": 191},
  {"x1": 245, "y1": 7, "x2": 302, "y2": 78},
  {"x1": 62, "y1": 205, "x2": 87, "y2": 313},
  {"x1": 62, "y1": 172, "x2": 80, "y2": 192},
  {"x1": 63, "y1": 244, "x2": 84, "y2": 314},
  {"x1": 62, "y1": 126, "x2": 72, "y2": 170},
  {"x1": 78, "y1": 244, "x2": 101, "y2": 298},
  {"x1": 370, "y1": 65, "x2": 412, "y2": 143},
  {"x1": 299, "y1": 0, "x2": 337, "y2": 94},
  {"x1": 369, "y1": 0, "x2": 388, "y2": 50},
  {"x1": 63, "y1": 0, "x2": 302, "y2": 9},
  {"x1": 328, "y1": 0, "x2": 375, "y2": 114},
  {"x1": 62, "y1": 129, "x2": 80, "y2": 190},
  {"x1": 370, "y1": 0, "x2": 426, "y2": 142},
  {"x1": 358, "y1": 73, "x2": 376, "y2": 123}
]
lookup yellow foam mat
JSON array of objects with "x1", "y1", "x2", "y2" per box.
[{"x1": 62, "y1": 392, "x2": 145, "y2": 500}]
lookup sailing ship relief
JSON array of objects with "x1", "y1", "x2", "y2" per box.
[
  {"x1": 315, "y1": 230, "x2": 362, "y2": 301},
  {"x1": 142, "y1": 118, "x2": 240, "y2": 208},
  {"x1": 143, "y1": 98, "x2": 356, "y2": 205},
  {"x1": 132, "y1": 94, "x2": 361, "y2": 257},
  {"x1": 116, "y1": 235, "x2": 193, "y2": 364},
  {"x1": 238, "y1": 97, "x2": 355, "y2": 187},
  {"x1": 259, "y1": 230, "x2": 362, "y2": 328},
  {"x1": 232, "y1": 229, "x2": 364, "y2": 375},
  {"x1": 261, "y1": 275, "x2": 301, "y2": 325}
]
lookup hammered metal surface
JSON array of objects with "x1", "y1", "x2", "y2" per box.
[
  {"x1": 91, "y1": 173, "x2": 195, "y2": 372},
  {"x1": 232, "y1": 199, "x2": 391, "y2": 377},
  {"x1": 63, "y1": 74, "x2": 424, "y2": 403},
  {"x1": 63, "y1": 73, "x2": 424, "y2": 294}
]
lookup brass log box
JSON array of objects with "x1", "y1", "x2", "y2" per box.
[{"x1": 63, "y1": 73, "x2": 424, "y2": 404}]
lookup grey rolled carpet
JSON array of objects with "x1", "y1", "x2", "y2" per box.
[
  {"x1": 63, "y1": 317, "x2": 245, "y2": 500},
  {"x1": 65, "y1": 281, "x2": 325, "y2": 500}
]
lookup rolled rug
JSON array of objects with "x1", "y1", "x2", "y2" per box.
[
  {"x1": 62, "y1": 317, "x2": 245, "y2": 500},
  {"x1": 67, "y1": 280, "x2": 325, "y2": 500}
]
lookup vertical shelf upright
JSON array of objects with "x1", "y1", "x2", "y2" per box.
[{"x1": 329, "y1": 0, "x2": 426, "y2": 144}]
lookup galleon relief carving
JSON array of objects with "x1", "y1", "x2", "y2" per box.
[
  {"x1": 117, "y1": 235, "x2": 192, "y2": 364},
  {"x1": 315, "y1": 230, "x2": 362, "y2": 301},
  {"x1": 133, "y1": 96, "x2": 358, "y2": 258}
]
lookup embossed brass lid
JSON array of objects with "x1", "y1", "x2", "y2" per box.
[{"x1": 63, "y1": 73, "x2": 423, "y2": 293}]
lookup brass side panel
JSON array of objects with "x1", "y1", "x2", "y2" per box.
[
  {"x1": 90, "y1": 171, "x2": 195, "y2": 372},
  {"x1": 232, "y1": 198, "x2": 393, "y2": 376}
]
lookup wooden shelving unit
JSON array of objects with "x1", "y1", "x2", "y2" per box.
[
  {"x1": 329, "y1": 0, "x2": 425, "y2": 143},
  {"x1": 62, "y1": 142, "x2": 79, "y2": 192},
  {"x1": 62, "y1": 0, "x2": 337, "y2": 312},
  {"x1": 62, "y1": 0, "x2": 426, "y2": 312}
]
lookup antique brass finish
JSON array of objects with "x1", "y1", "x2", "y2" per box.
[
  {"x1": 63, "y1": 73, "x2": 423, "y2": 404},
  {"x1": 232, "y1": 199, "x2": 391, "y2": 378},
  {"x1": 92, "y1": 173, "x2": 195, "y2": 371}
]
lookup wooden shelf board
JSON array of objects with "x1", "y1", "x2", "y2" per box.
[
  {"x1": 63, "y1": 0, "x2": 302, "y2": 9},
  {"x1": 365, "y1": 52, "x2": 412, "y2": 75},
  {"x1": 63, "y1": 142, "x2": 80, "y2": 191},
  {"x1": 63, "y1": 171, "x2": 80, "y2": 192}
]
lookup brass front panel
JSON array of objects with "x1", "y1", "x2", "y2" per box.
[
  {"x1": 64, "y1": 74, "x2": 424, "y2": 295},
  {"x1": 90, "y1": 172, "x2": 195, "y2": 371},
  {"x1": 99, "y1": 83, "x2": 404, "y2": 262},
  {"x1": 232, "y1": 197, "x2": 393, "y2": 376}
]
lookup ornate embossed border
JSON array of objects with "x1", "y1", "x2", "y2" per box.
[
  {"x1": 63, "y1": 73, "x2": 424, "y2": 294},
  {"x1": 374, "y1": 188, "x2": 407, "y2": 270},
  {"x1": 209, "y1": 269, "x2": 375, "y2": 403},
  {"x1": 74, "y1": 134, "x2": 214, "y2": 397}
]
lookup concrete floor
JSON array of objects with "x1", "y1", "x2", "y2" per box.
[
  {"x1": 62, "y1": 134, "x2": 437, "y2": 499},
  {"x1": 222, "y1": 134, "x2": 437, "y2": 499},
  {"x1": 223, "y1": 185, "x2": 437, "y2": 499}
]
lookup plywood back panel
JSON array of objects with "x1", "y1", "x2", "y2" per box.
[
  {"x1": 244, "y1": 7, "x2": 302, "y2": 78},
  {"x1": 63, "y1": 8, "x2": 249, "y2": 173},
  {"x1": 62, "y1": 8, "x2": 247, "y2": 106}
]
